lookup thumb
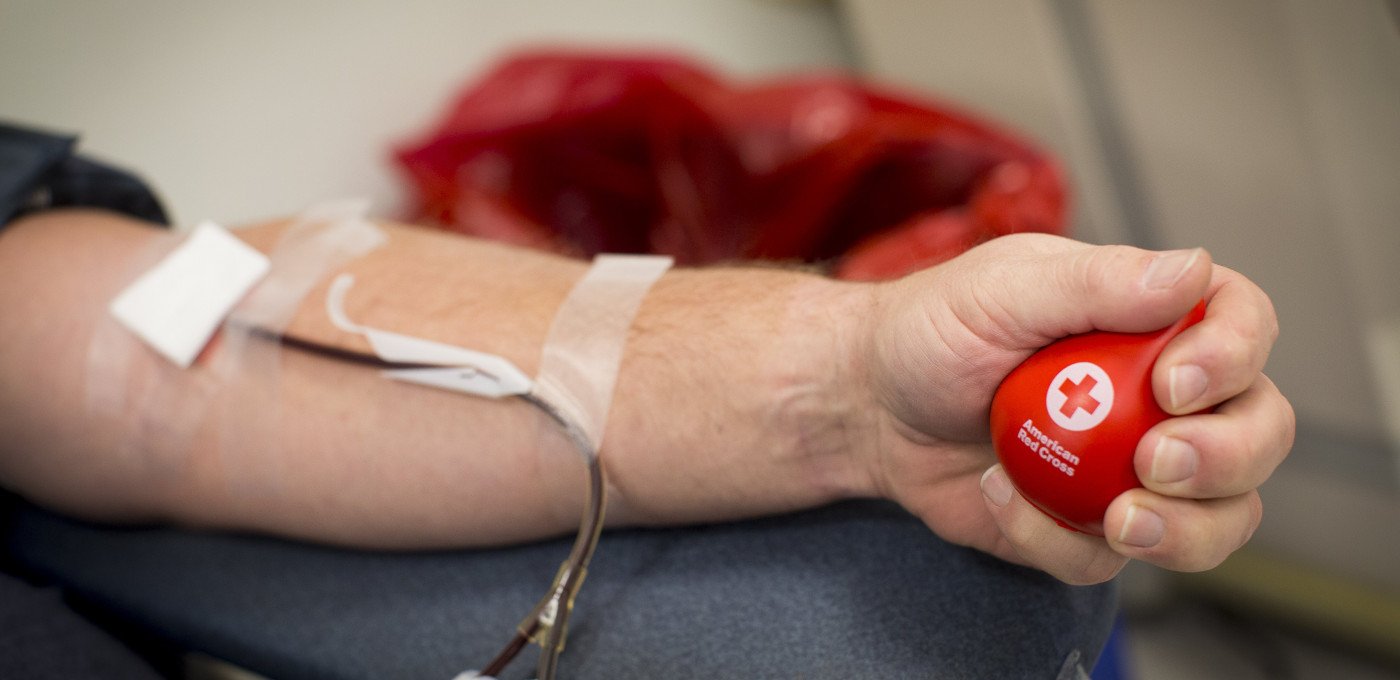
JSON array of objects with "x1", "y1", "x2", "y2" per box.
[{"x1": 949, "y1": 234, "x2": 1212, "y2": 348}]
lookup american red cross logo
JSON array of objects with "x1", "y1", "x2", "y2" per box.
[
  {"x1": 1046, "y1": 361, "x2": 1115, "y2": 431},
  {"x1": 1057, "y1": 374, "x2": 1101, "y2": 418}
]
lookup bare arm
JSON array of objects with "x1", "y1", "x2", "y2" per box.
[
  {"x1": 0, "y1": 208, "x2": 1293, "y2": 583},
  {"x1": 0, "y1": 209, "x2": 877, "y2": 549}
]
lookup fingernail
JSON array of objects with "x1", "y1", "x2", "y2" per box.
[
  {"x1": 1169, "y1": 364, "x2": 1208, "y2": 411},
  {"x1": 981, "y1": 465, "x2": 1014, "y2": 507},
  {"x1": 1151, "y1": 436, "x2": 1198, "y2": 485},
  {"x1": 1119, "y1": 504, "x2": 1166, "y2": 548},
  {"x1": 1142, "y1": 248, "x2": 1201, "y2": 290}
]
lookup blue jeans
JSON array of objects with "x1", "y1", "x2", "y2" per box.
[{"x1": 4, "y1": 499, "x2": 1115, "y2": 679}]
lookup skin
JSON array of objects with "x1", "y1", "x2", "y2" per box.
[{"x1": 0, "y1": 209, "x2": 1293, "y2": 584}]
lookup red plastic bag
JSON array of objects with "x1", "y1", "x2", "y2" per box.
[{"x1": 395, "y1": 51, "x2": 1067, "y2": 280}]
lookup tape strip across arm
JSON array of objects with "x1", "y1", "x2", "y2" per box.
[
  {"x1": 322, "y1": 249, "x2": 670, "y2": 680},
  {"x1": 324, "y1": 253, "x2": 672, "y2": 430},
  {"x1": 530, "y1": 254, "x2": 672, "y2": 452}
]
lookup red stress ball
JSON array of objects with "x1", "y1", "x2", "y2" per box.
[{"x1": 990, "y1": 302, "x2": 1207, "y2": 535}]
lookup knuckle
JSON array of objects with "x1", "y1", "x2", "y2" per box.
[
  {"x1": 1192, "y1": 331, "x2": 1256, "y2": 397},
  {"x1": 1264, "y1": 297, "x2": 1281, "y2": 345},
  {"x1": 1195, "y1": 430, "x2": 1250, "y2": 494},
  {"x1": 1178, "y1": 551, "x2": 1228, "y2": 573},
  {"x1": 1277, "y1": 387, "x2": 1297, "y2": 452},
  {"x1": 1240, "y1": 277, "x2": 1282, "y2": 345},
  {"x1": 1160, "y1": 531, "x2": 1225, "y2": 573},
  {"x1": 1210, "y1": 379, "x2": 1294, "y2": 489},
  {"x1": 1230, "y1": 270, "x2": 1280, "y2": 346},
  {"x1": 1004, "y1": 231, "x2": 1071, "y2": 253},
  {"x1": 1074, "y1": 245, "x2": 1138, "y2": 299},
  {"x1": 975, "y1": 232, "x2": 1065, "y2": 264},
  {"x1": 1169, "y1": 495, "x2": 1260, "y2": 572},
  {"x1": 1219, "y1": 318, "x2": 1262, "y2": 369},
  {"x1": 1243, "y1": 492, "x2": 1264, "y2": 547}
]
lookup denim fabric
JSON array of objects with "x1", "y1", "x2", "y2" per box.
[{"x1": 5, "y1": 500, "x2": 1115, "y2": 679}]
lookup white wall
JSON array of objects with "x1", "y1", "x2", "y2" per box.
[{"x1": 0, "y1": 0, "x2": 852, "y2": 225}]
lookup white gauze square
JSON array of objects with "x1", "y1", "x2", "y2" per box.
[{"x1": 109, "y1": 221, "x2": 270, "y2": 367}]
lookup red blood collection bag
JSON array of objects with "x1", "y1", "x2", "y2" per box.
[{"x1": 394, "y1": 50, "x2": 1067, "y2": 280}]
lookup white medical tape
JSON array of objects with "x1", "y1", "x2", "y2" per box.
[
  {"x1": 325, "y1": 274, "x2": 535, "y2": 399},
  {"x1": 322, "y1": 252, "x2": 669, "y2": 454},
  {"x1": 210, "y1": 199, "x2": 386, "y2": 491},
  {"x1": 224, "y1": 198, "x2": 385, "y2": 333},
  {"x1": 530, "y1": 254, "x2": 672, "y2": 451}
]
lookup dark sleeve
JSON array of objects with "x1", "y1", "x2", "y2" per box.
[{"x1": 0, "y1": 122, "x2": 169, "y2": 229}]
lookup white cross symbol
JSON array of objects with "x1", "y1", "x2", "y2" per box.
[{"x1": 1046, "y1": 362, "x2": 1115, "y2": 431}]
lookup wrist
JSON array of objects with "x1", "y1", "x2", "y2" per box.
[
  {"x1": 772, "y1": 274, "x2": 884, "y2": 505},
  {"x1": 597, "y1": 267, "x2": 884, "y2": 527}
]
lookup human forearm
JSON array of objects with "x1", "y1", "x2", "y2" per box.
[
  {"x1": 232, "y1": 217, "x2": 883, "y2": 545},
  {"x1": 0, "y1": 211, "x2": 881, "y2": 548}
]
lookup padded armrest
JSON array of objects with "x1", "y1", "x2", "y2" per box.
[{"x1": 4, "y1": 500, "x2": 1115, "y2": 679}]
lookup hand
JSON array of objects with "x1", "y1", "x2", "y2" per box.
[{"x1": 865, "y1": 233, "x2": 1294, "y2": 584}]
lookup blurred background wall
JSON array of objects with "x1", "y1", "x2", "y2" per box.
[
  {"x1": 3, "y1": 0, "x2": 1398, "y2": 673},
  {"x1": 843, "y1": 0, "x2": 1400, "y2": 613},
  {"x1": 0, "y1": 0, "x2": 855, "y2": 224}
]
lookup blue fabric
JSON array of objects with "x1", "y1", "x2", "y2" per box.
[
  {"x1": 0, "y1": 570, "x2": 162, "y2": 680},
  {"x1": 5, "y1": 500, "x2": 1115, "y2": 679},
  {"x1": 1090, "y1": 614, "x2": 1132, "y2": 680}
]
